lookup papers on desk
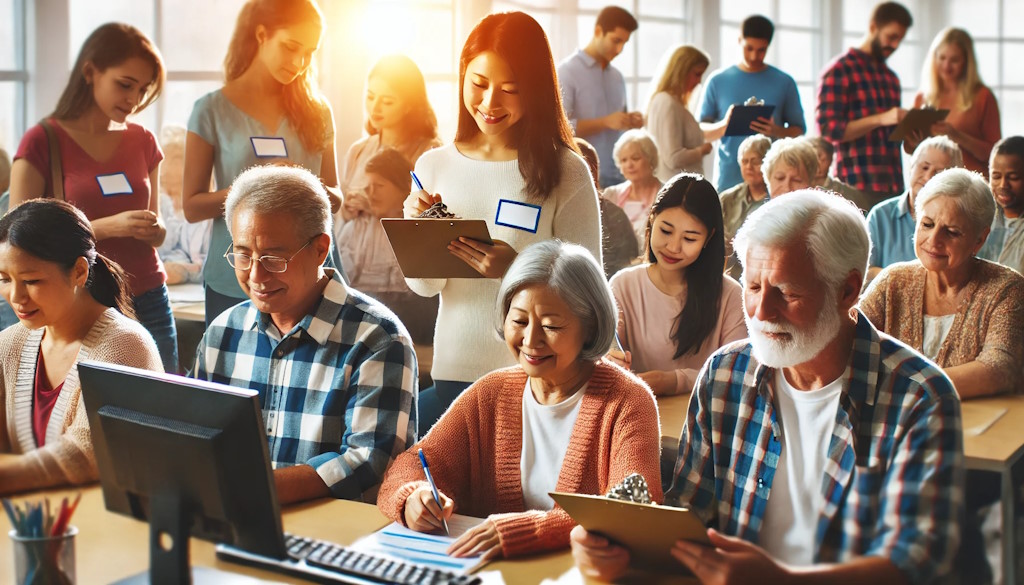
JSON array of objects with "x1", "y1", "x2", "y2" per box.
[
  {"x1": 349, "y1": 515, "x2": 489, "y2": 575},
  {"x1": 167, "y1": 283, "x2": 204, "y2": 303},
  {"x1": 962, "y1": 403, "x2": 1008, "y2": 436}
]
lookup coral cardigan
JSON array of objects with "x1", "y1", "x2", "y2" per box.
[{"x1": 377, "y1": 360, "x2": 663, "y2": 557}]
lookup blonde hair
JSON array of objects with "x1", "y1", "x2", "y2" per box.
[
  {"x1": 648, "y1": 45, "x2": 709, "y2": 113},
  {"x1": 920, "y1": 27, "x2": 984, "y2": 111}
]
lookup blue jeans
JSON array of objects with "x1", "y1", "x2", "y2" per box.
[
  {"x1": 417, "y1": 379, "x2": 472, "y2": 438},
  {"x1": 133, "y1": 284, "x2": 179, "y2": 374}
]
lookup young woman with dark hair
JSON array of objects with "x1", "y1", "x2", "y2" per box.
[
  {"x1": 0, "y1": 199, "x2": 162, "y2": 495},
  {"x1": 182, "y1": 0, "x2": 341, "y2": 327},
  {"x1": 608, "y1": 173, "x2": 746, "y2": 395},
  {"x1": 404, "y1": 11, "x2": 602, "y2": 435},
  {"x1": 9, "y1": 22, "x2": 179, "y2": 374}
]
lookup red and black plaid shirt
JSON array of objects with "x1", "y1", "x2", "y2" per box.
[{"x1": 816, "y1": 48, "x2": 904, "y2": 196}]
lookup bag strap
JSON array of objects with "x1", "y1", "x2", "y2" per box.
[{"x1": 40, "y1": 119, "x2": 65, "y2": 201}]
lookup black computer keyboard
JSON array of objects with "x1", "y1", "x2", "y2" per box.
[{"x1": 216, "y1": 532, "x2": 483, "y2": 585}]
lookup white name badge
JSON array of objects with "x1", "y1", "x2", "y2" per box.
[
  {"x1": 251, "y1": 136, "x2": 288, "y2": 158},
  {"x1": 495, "y1": 199, "x2": 542, "y2": 233},
  {"x1": 95, "y1": 173, "x2": 133, "y2": 196}
]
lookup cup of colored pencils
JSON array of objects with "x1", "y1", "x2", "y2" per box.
[{"x1": 3, "y1": 494, "x2": 80, "y2": 585}]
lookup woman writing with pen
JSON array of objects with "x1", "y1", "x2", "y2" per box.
[
  {"x1": 403, "y1": 11, "x2": 602, "y2": 436},
  {"x1": 378, "y1": 241, "x2": 662, "y2": 560}
]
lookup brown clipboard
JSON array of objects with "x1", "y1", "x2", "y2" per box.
[
  {"x1": 381, "y1": 218, "x2": 494, "y2": 279},
  {"x1": 550, "y1": 492, "x2": 709, "y2": 574},
  {"x1": 889, "y1": 108, "x2": 949, "y2": 142}
]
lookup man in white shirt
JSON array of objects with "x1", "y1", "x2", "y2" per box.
[{"x1": 570, "y1": 190, "x2": 965, "y2": 583}]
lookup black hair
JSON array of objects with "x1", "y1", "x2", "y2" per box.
[
  {"x1": 871, "y1": 2, "x2": 913, "y2": 28},
  {"x1": 993, "y1": 136, "x2": 1024, "y2": 161},
  {"x1": 456, "y1": 12, "x2": 579, "y2": 200},
  {"x1": 643, "y1": 174, "x2": 726, "y2": 359},
  {"x1": 596, "y1": 6, "x2": 638, "y2": 34},
  {"x1": 741, "y1": 15, "x2": 774, "y2": 43},
  {"x1": 0, "y1": 199, "x2": 135, "y2": 318}
]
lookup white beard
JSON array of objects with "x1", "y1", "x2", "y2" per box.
[{"x1": 745, "y1": 292, "x2": 843, "y2": 368}]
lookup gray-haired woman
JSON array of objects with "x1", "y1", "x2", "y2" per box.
[
  {"x1": 378, "y1": 240, "x2": 662, "y2": 560},
  {"x1": 862, "y1": 167, "x2": 1024, "y2": 399},
  {"x1": 602, "y1": 129, "x2": 663, "y2": 246}
]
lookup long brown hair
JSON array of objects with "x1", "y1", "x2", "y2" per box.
[
  {"x1": 51, "y1": 23, "x2": 164, "y2": 121},
  {"x1": 224, "y1": 0, "x2": 330, "y2": 153},
  {"x1": 455, "y1": 12, "x2": 578, "y2": 200},
  {"x1": 364, "y1": 55, "x2": 438, "y2": 143}
]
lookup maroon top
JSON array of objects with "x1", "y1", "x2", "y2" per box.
[{"x1": 32, "y1": 351, "x2": 64, "y2": 447}]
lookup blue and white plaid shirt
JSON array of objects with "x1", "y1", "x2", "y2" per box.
[
  {"x1": 666, "y1": 311, "x2": 964, "y2": 584},
  {"x1": 194, "y1": 269, "x2": 418, "y2": 501}
]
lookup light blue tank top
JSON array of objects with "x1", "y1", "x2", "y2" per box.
[{"x1": 188, "y1": 90, "x2": 331, "y2": 298}]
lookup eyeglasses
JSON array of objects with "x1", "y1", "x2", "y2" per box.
[{"x1": 223, "y1": 238, "x2": 314, "y2": 273}]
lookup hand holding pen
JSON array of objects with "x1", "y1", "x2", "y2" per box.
[
  {"x1": 403, "y1": 171, "x2": 443, "y2": 218},
  {"x1": 403, "y1": 448, "x2": 453, "y2": 534}
]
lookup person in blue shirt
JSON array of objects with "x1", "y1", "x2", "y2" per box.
[
  {"x1": 557, "y1": 6, "x2": 643, "y2": 188},
  {"x1": 699, "y1": 15, "x2": 805, "y2": 193},
  {"x1": 866, "y1": 135, "x2": 962, "y2": 282}
]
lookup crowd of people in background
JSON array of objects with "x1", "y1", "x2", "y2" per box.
[{"x1": 1, "y1": 0, "x2": 1023, "y2": 583}]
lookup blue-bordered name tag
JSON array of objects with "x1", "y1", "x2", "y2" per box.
[
  {"x1": 495, "y1": 199, "x2": 541, "y2": 233},
  {"x1": 250, "y1": 136, "x2": 288, "y2": 158},
  {"x1": 95, "y1": 172, "x2": 133, "y2": 196}
]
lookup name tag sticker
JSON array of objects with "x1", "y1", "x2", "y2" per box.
[
  {"x1": 251, "y1": 136, "x2": 288, "y2": 158},
  {"x1": 495, "y1": 199, "x2": 541, "y2": 233},
  {"x1": 95, "y1": 173, "x2": 133, "y2": 196}
]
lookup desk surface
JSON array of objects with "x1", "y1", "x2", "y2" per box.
[
  {"x1": 656, "y1": 393, "x2": 1024, "y2": 472},
  {"x1": 1, "y1": 486, "x2": 583, "y2": 585}
]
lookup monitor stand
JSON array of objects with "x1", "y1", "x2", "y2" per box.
[{"x1": 112, "y1": 494, "x2": 272, "y2": 584}]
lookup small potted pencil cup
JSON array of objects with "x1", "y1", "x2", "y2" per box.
[{"x1": 4, "y1": 495, "x2": 80, "y2": 585}]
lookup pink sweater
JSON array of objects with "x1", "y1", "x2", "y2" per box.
[
  {"x1": 610, "y1": 266, "x2": 747, "y2": 394},
  {"x1": 376, "y1": 361, "x2": 663, "y2": 557}
]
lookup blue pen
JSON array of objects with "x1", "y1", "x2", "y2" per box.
[
  {"x1": 410, "y1": 171, "x2": 425, "y2": 191},
  {"x1": 418, "y1": 448, "x2": 450, "y2": 536}
]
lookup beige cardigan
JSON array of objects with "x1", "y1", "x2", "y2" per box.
[
  {"x1": 0, "y1": 308, "x2": 162, "y2": 488},
  {"x1": 860, "y1": 259, "x2": 1024, "y2": 392}
]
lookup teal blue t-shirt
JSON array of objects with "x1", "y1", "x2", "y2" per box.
[{"x1": 188, "y1": 90, "x2": 331, "y2": 298}]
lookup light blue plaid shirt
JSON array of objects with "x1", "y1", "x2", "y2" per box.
[
  {"x1": 666, "y1": 311, "x2": 964, "y2": 584},
  {"x1": 194, "y1": 270, "x2": 418, "y2": 501}
]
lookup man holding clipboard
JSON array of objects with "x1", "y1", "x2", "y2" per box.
[{"x1": 699, "y1": 16, "x2": 805, "y2": 193}]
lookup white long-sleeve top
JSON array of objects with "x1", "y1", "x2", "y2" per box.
[{"x1": 407, "y1": 144, "x2": 603, "y2": 383}]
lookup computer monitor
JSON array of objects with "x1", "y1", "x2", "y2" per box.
[{"x1": 79, "y1": 361, "x2": 288, "y2": 584}]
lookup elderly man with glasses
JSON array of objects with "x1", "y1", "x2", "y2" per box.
[{"x1": 193, "y1": 165, "x2": 417, "y2": 506}]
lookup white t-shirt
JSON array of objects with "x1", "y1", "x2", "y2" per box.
[
  {"x1": 922, "y1": 314, "x2": 956, "y2": 361},
  {"x1": 760, "y1": 369, "x2": 843, "y2": 566},
  {"x1": 520, "y1": 381, "x2": 587, "y2": 511}
]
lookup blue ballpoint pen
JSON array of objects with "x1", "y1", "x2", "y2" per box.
[
  {"x1": 410, "y1": 171, "x2": 425, "y2": 191},
  {"x1": 418, "y1": 448, "x2": 450, "y2": 536}
]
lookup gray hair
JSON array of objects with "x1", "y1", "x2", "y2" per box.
[
  {"x1": 225, "y1": 165, "x2": 332, "y2": 241},
  {"x1": 734, "y1": 189, "x2": 870, "y2": 289},
  {"x1": 738, "y1": 134, "x2": 771, "y2": 160},
  {"x1": 761, "y1": 137, "x2": 819, "y2": 186},
  {"x1": 909, "y1": 135, "x2": 964, "y2": 172},
  {"x1": 612, "y1": 129, "x2": 659, "y2": 174},
  {"x1": 915, "y1": 168, "x2": 995, "y2": 235},
  {"x1": 495, "y1": 240, "x2": 617, "y2": 363}
]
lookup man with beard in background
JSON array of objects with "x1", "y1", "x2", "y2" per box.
[
  {"x1": 570, "y1": 189, "x2": 966, "y2": 584},
  {"x1": 816, "y1": 2, "x2": 912, "y2": 210}
]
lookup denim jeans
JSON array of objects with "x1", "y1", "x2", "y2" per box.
[
  {"x1": 417, "y1": 379, "x2": 472, "y2": 438},
  {"x1": 133, "y1": 284, "x2": 179, "y2": 374}
]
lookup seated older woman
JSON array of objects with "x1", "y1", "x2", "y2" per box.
[
  {"x1": 377, "y1": 240, "x2": 662, "y2": 559},
  {"x1": 720, "y1": 134, "x2": 770, "y2": 279},
  {"x1": 602, "y1": 129, "x2": 663, "y2": 246},
  {"x1": 862, "y1": 168, "x2": 1024, "y2": 398},
  {"x1": 807, "y1": 136, "x2": 870, "y2": 210},
  {"x1": 762, "y1": 137, "x2": 818, "y2": 199}
]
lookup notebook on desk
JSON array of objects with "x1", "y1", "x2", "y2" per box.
[{"x1": 348, "y1": 515, "x2": 490, "y2": 575}]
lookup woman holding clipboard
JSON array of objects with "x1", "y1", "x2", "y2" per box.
[
  {"x1": 404, "y1": 12, "x2": 602, "y2": 436},
  {"x1": 182, "y1": 0, "x2": 341, "y2": 326}
]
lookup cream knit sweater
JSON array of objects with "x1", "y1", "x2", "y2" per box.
[{"x1": 0, "y1": 308, "x2": 162, "y2": 489}]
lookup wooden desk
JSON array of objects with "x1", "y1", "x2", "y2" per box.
[
  {"x1": 2, "y1": 486, "x2": 581, "y2": 584},
  {"x1": 658, "y1": 394, "x2": 690, "y2": 458}
]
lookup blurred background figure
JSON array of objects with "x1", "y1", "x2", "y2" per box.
[
  {"x1": 602, "y1": 129, "x2": 662, "y2": 247},
  {"x1": 157, "y1": 125, "x2": 210, "y2": 285},
  {"x1": 574, "y1": 137, "x2": 638, "y2": 279},
  {"x1": 720, "y1": 134, "x2": 769, "y2": 279},
  {"x1": 807, "y1": 136, "x2": 868, "y2": 209},
  {"x1": 646, "y1": 45, "x2": 717, "y2": 181}
]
